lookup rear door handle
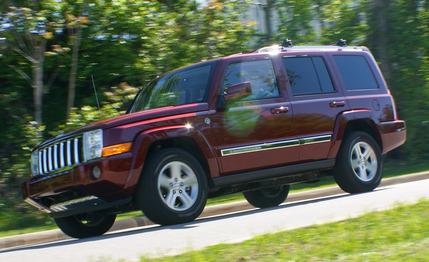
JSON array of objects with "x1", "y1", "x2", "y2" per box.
[
  {"x1": 271, "y1": 106, "x2": 289, "y2": 114},
  {"x1": 329, "y1": 100, "x2": 346, "y2": 108}
]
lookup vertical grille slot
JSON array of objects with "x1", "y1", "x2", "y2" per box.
[
  {"x1": 60, "y1": 142, "x2": 65, "y2": 168},
  {"x1": 74, "y1": 138, "x2": 80, "y2": 164},
  {"x1": 38, "y1": 151, "x2": 43, "y2": 175},
  {"x1": 48, "y1": 146, "x2": 53, "y2": 172},
  {"x1": 42, "y1": 149, "x2": 48, "y2": 174},
  {"x1": 53, "y1": 144, "x2": 58, "y2": 170},
  {"x1": 66, "y1": 140, "x2": 72, "y2": 166}
]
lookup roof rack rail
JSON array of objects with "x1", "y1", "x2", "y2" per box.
[{"x1": 336, "y1": 39, "x2": 347, "y2": 47}]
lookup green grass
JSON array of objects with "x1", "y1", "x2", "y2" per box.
[
  {"x1": 141, "y1": 199, "x2": 429, "y2": 262},
  {"x1": 0, "y1": 225, "x2": 56, "y2": 238},
  {"x1": 0, "y1": 161, "x2": 428, "y2": 238}
]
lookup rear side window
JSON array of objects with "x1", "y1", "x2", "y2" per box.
[
  {"x1": 223, "y1": 59, "x2": 280, "y2": 100},
  {"x1": 333, "y1": 55, "x2": 378, "y2": 90},
  {"x1": 283, "y1": 57, "x2": 334, "y2": 96}
]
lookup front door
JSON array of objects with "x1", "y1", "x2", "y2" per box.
[{"x1": 211, "y1": 55, "x2": 299, "y2": 174}]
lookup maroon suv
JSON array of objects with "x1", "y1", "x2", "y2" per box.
[{"x1": 22, "y1": 42, "x2": 406, "y2": 238}]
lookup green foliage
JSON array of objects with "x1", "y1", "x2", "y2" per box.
[
  {"x1": 0, "y1": 118, "x2": 49, "y2": 232},
  {"x1": 275, "y1": 0, "x2": 316, "y2": 43},
  {"x1": 51, "y1": 83, "x2": 138, "y2": 136}
]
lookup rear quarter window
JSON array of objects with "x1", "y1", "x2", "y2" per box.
[{"x1": 333, "y1": 55, "x2": 378, "y2": 90}]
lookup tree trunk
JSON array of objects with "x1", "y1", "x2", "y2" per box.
[
  {"x1": 314, "y1": 0, "x2": 324, "y2": 42},
  {"x1": 32, "y1": 40, "x2": 46, "y2": 125},
  {"x1": 264, "y1": 0, "x2": 274, "y2": 42},
  {"x1": 66, "y1": 24, "x2": 82, "y2": 117},
  {"x1": 371, "y1": 0, "x2": 392, "y2": 83}
]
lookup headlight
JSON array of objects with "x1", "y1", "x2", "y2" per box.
[
  {"x1": 31, "y1": 151, "x2": 39, "y2": 176},
  {"x1": 83, "y1": 129, "x2": 103, "y2": 161}
]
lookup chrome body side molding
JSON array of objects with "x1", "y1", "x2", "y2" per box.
[{"x1": 220, "y1": 134, "x2": 332, "y2": 157}]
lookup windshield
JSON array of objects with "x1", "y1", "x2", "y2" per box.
[{"x1": 129, "y1": 63, "x2": 213, "y2": 113}]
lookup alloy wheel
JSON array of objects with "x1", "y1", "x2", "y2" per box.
[
  {"x1": 157, "y1": 161, "x2": 199, "y2": 211},
  {"x1": 350, "y1": 141, "x2": 378, "y2": 182}
]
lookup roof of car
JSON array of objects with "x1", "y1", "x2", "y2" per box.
[
  {"x1": 259, "y1": 44, "x2": 368, "y2": 53},
  {"x1": 222, "y1": 44, "x2": 370, "y2": 60}
]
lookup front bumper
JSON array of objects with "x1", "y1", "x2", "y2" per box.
[
  {"x1": 22, "y1": 153, "x2": 134, "y2": 217},
  {"x1": 25, "y1": 195, "x2": 132, "y2": 218},
  {"x1": 379, "y1": 120, "x2": 407, "y2": 154}
]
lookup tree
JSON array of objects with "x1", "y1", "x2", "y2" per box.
[
  {"x1": 368, "y1": 0, "x2": 392, "y2": 83},
  {"x1": 1, "y1": 7, "x2": 45, "y2": 124},
  {"x1": 275, "y1": 0, "x2": 316, "y2": 43},
  {"x1": 0, "y1": 1, "x2": 66, "y2": 125},
  {"x1": 264, "y1": 0, "x2": 275, "y2": 42},
  {"x1": 65, "y1": 1, "x2": 88, "y2": 117}
]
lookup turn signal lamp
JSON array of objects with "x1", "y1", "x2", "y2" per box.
[{"x1": 102, "y1": 142, "x2": 132, "y2": 157}]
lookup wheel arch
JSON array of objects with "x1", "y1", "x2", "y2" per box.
[
  {"x1": 125, "y1": 126, "x2": 219, "y2": 190},
  {"x1": 145, "y1": 136, "x2": 215, "y2": 187},
  {"x1": 328, "y1": 110, "x2": 383, "y2": 158},
  {"x1": 343, "y1": 119, "x2": 382, "y2": 149}
]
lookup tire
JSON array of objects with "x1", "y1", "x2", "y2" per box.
[
  {"x1": 243, "y1": 185, "x2": 290, "y2": 208},
  {"x1": 54, "y1": 213, "x2": 116, "y2": 239},
  {"x1": 135, "y1": 148, "x2": 208, "y2": 225},
  {"x1": 334, "y1": 131, "x2": 383, "y2": 194}
]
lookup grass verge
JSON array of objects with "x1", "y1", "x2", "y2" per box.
[
  {"x1": 1, "y1": 161, "x2": 428, "y2": 238},
  {"x1": 141, "y1": 199, "x2": 429, "y2": 261}
]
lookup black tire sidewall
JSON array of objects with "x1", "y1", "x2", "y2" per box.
[
  {"x1": 243, "y1": 185, "x2": 290, "y2": 208},
  {"x1": 54, "y1": 213, "x2": 116, "y2": 239},
  {"x1": 335, "y1": 132, "x2": 383, "y2": 193},
  {"x1": 136, "y1": 148, "x2": 208, "y2": 225}
]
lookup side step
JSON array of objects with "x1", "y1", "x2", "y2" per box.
[{"x1": 212, "y1": 159, "x2": 335, "y2": 187}]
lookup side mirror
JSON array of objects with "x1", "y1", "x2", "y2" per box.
[{"x1": 224, "y1": 82, "x2": 252, "y2": 101}]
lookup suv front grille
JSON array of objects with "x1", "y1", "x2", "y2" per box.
[{"x1": 35, "y1": 137, "x2": 83, "y2": 176}]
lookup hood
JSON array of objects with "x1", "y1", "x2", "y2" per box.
[{"x1": 37, "y1": 103, "x2": 209, "y2": 148}]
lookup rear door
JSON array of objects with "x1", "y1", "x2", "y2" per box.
[
  {"x1": 281, "y1": 54, "x2": 346, "y2": 161},
  {"x1": 210, "y1": 55, "x2": 299, "y2": 174}
]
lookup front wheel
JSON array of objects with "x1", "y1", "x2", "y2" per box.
[
  {"x1": 136, "y1": 148, "x2": 208, "y2": 225},
  {"x1": 54, "y1": 213, "x2": 116, "y2": 239},
  {"x1": 334, "y1": 132, "x2": 383, "y2": 193},
  {"x1": 243, "y1": 185, "x2": 290, "y2": 208}
]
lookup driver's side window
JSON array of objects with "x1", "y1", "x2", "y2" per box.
[{"x1": 223, "y1": 59, "x2": 280, "y2": 101}]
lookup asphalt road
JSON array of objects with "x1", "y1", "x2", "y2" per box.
[{"x1": 2, "y1": 179, "x2": 429, "y2": 262}]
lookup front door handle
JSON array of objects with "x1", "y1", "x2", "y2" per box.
[
  {"x1": 271, "y1": 106, "x2": 289, "y2": 114},
  {"x1": 329, "y1": 100, "x2": 346, "y2": 108}
]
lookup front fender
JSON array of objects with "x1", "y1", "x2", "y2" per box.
[{"x1": 123, "y1": 125, "x2": 219, "y2": 190}]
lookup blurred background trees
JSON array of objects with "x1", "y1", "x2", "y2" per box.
[{"x1": 0, "y1": 0, "x2": 428, "y2": 231}]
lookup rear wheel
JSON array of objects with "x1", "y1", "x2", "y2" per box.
[
  {"x1": 243, "y1": 185, "x2": 290, "y2": 208},
  {"x1": 54, "y1": 213, "x2": 116, "y2": 239},
  {"x1": 334, "y1": 131, "x2": 383, "y2": 193},
  {"x1": 136, "y1": 148, "x2": 208, "y2": 225}
]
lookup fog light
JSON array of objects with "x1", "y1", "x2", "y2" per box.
[{"x1": 92, "y1": 166, "x2": 101, "y2": 180}]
